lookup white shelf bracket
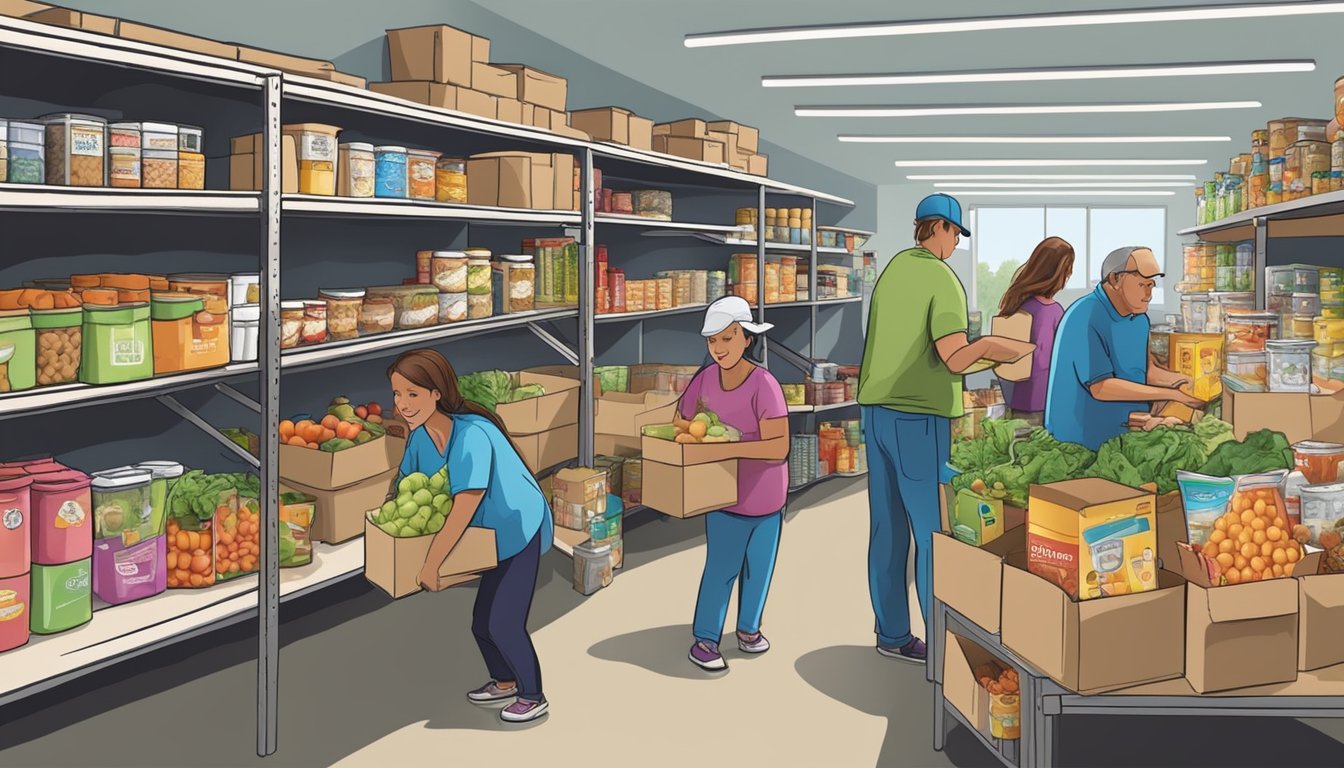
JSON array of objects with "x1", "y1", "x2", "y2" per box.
[
  {"x1": 156, "y1": 394, "x2": 261, "y2": 470},
  {"x1": 527, "y1": 321, "x2": 580, "y2": 366}
]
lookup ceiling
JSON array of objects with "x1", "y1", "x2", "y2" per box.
[{"x1": 484, "y1": 0, "x2": 1344, "y2": 193}]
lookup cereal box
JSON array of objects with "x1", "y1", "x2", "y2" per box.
[{"x1": 1026, "y1": 479, "x2": 1158, "y2": 600}]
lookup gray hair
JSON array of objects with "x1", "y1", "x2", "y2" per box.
[{"x1": 1100, "y1": 246, "x2": 1149, "y2": 281}]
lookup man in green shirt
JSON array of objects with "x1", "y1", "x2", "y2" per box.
[{"x1": 859, "y1": 193, "x2": 1032, "y2": 663}]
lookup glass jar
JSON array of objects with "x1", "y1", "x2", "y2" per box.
[
  {"x1": 280, "y1": 301, "x2": 304, "y2": 349},
  {"x1": 1226, "y1": 350, "x2": 1267, "y2": 387},
  {"x1": 438, "y1": 292, "x2": 467, "y2": 324},
  {"x1": 505, "y1": 255, "x2": 535, "y2": 313},
  {"x1": 1267, "y1": 157, "x2": 1285, "y2": 205},
  {"x1": 142, "y1": 149, "x2": 178, "y2": 189},
  {"x1": 435, "y1": 157, "x2": 467, "y2": 203},
  {"x1": 467, "y1": 293, "x2": 492, "y2": 320},
  {"x1": 407, "y1": 149, "x2": 440, "y2": 201},
  {"x1": 338, "y1": 142, "x2": 375, "y2": 197},
  {"x1": 318, "y1": 289, "x2": 364, "y2": 341},
  {"x1": 43, "y1": 113, "x2": 106, "y2": 186},
  {"x1": 7, "y1": 121, "x2": 43, "y2": 185},
  {"x1": 301, "y1": 300, "x2": 327, "y2": 344},
  {"x1": 1224, "y1": 310, "x2": 1279, "y2": 352},
  {"x1": 284, "y1": 124, "x2": 339, "y2": 196},
  {"x1": 1266, "y1": 339, "x2": 1316, "y2": 392},
  {"x1": 1285, "y1": 125, "x2": 1328, "y2": 201},
  {"x1": 374, "y1": 146, "x2": 407, "y2": 198},
  {"x1": 32, "y1": 308, "x2": 82, "y2": 386},
  {"x1": 108, "y1": 147, "x2": 141, "y2": 188},
  {"x1": 140, "y1": 122, "x2": 179, "y2": 151},
  {"x1": 358, "y1": 296, "x2": 395, "y2": 335},
  {"x1": 1300, "y1": 482, "x2": 1344, "y2": 545},
  {"x1": 1294, "y1": 441, "x2": 1344, "y2": 485},
  {"x1": 467, "y1": 259, "x2": 492, "y2": 296},
  {"x1": 177, "y1": 151, "x2": 205, "y2": 190},
  {"x1": 1302, "y1": 135, "x2": 1332, "y2": 197},
  {"x1": 431, "y1": 252, "x2": 469, "y2": 293}
]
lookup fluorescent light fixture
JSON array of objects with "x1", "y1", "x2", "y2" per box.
[
  {"x1": 768, "y1": 60, "x2": 1314, "y2": 88},
  {"x1": 686, "y1": 3, "x2": 1344, "y2": 47},
  {"x1": 798, "y1": 101, "x2": 1259, "y2": 117},
  {"x1": 934, "y1": 182, "x2": 1195, "y2": 188},
  {"x1": 841, "y1": 135, "x2": 1230, "y2": 144},
  {"x1": 951, "y1": 190, "x2": 1177, "y2": 197},
  {"x1": 894, "y1": 159, "x2": 1207, "y2": 168},
  {"x1": 906, "y1": 174, "x2": 1199, "y2": 180}
]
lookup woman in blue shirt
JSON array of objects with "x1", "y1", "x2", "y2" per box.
[{"x1": 390, "y1": 349, "x2": 553, "y2": 724}]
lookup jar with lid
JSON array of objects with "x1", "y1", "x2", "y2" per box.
[
  {"x1": 43, "y1": 113, "x2": 106, "y2": 186},
  {"x1": 280, "y1": 301, "x2": 304, "y2": 349},
  {"x1": 359, "y1": 296, "x2": 395, "y2": 335},
  {"x1": 1329, "y1": 119, "x2": 1344, "y2": 193},
  {"x1": 1267, "y1": 157, "x2": 1285, "y2": 205},
  {"x1": 1266, "y1": 339, "x2": 1316, "y2": 392},
  {"x1": 374, "y1": 146, "x2": 407, "y2": 198},
  {"x1": 318, "y1": 289, "x2": 364, "y2": 341},
  {"x1": 7, "y1": 121, "x2": 43, "y2": 185},
  {"x1": 32, "y1": 308, "x2": 81, "y2": 386},
  {"x1": 467, "y1": 293, "x2": 492, "y2": 320},
  {"x1": 407, "y1": 149, "x2": 440, "y2": 201},
  {"x1": 431, "y1": 252, "x2": 469, "y2": 293},
  {"x1": 435, "y1": 157, "x2": 467, "y2": 203},
  {"x1": 467, "y1": 259, "x2": 492, "y2": 296},
  {"x1": 1285, "y1": 125, "x2": 1328, "y2": 201},
  {"x1": 283, "y1": 124, "x2": 340, "y2": 196},
  {"x1": 338, "y1": 142, "x2": 375, "y2": 197},
  {"x1": 1303, "y1": 134, "x2": 1332, "y2": 197},
  {"x1": 301, "y1": 300, "x2": 327, "y2": 345},
  {"x1": 505, "y1": 255, "x2": 535, "y2": 313}
]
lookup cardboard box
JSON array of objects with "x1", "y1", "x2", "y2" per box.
[
  {"x1": 942, "y1": 631, "x2": 999, "y2": 735},
  {"x1": 2, "y1": 1, "x2": 51, "y2": 18},
  {"x1": 596, "y1": 434, "x2": 641, "y2": 459},
  {"x1": 628, "y1": 115, "x2": 654, "y2": 151},
  {"x1": 552, "y1": 121, "x2": 590, "y2": 141},
  {"x1": 1298, "y1": 571, "x2": 1344, "y2": 671},
  {"x1": 551, "y1": 466, "x2": 608, "y2": 530},
  {"x1": 641, "y1": 459, "x2": 737, "y2": 518},
  {"x1": 640, "y1": 434, "x2": 733, "y2": 467},
  {"x1": 470, "y1": 62, "x2": 518, "y2": 98},
  {"x1": 283, "y1": 469, "x2": 396, "y2": 545},
  {"x1": 1027, "y1": 479, "x2": 1159, "y2": 600},
  {"x1": 708, "y1": 130, "x2": 739, "y2": 161},
  {"x1": 512, "y1": 423, "x2": 579, "y2": 475},
  {"x1": 234, "y1": 44, "x2": 333, "y2": 73},
  {"x1": 594, "y1": 390, "x2": 679, "y2": 437},
  {"x1": 496, "y1": 97, "x2": 523, "y2": 124},
  {"x1": 109, "y1": 21, "x2": 238, "y2": 59},
  {"x1": 708, "y1": 120, "x2": 759, "y2": 153},
  {"x1": 467, "y1": 152, "x2": 574, "y2": 210},
  {"x1": 523, "y1": 104, "x2": 560, "y2": 131},
  {"x1": 933, "y1": 525, "x2": 1026, "y2": 635},
  {"x1": 386, "y1": 24, "x2": 488, "y2": 86},
  {"x1": 368, "y1": 81, "x2": 496, "y2": 118},
  {"x1": 1155, "y1": 492, "x2": 1186, "y2": 572},
  {"x1": 569, "y1": 107, "x2": 636, "y2": 145},
  {"x1": 653, "y1": 135, "x2": 726, "y2": 164},
  {"x1": 949, "y1": 489, "x2": 1026, "y2": 548},
  {"x1": 364, "y1": 520, "x2": 497, "y2": 599},
  {"x1": 747, "y1": 153, "x2": 768, "y2": 176},
  {"x1": 279, "y1": 435, "x2": 404, "y2": 491},
  {"x1": 306, "y1": 70, "x2": 367, "y2": 89},
  {"x1": 729, "y1": 148, "x2": 751, "y2": 172},
  {"x1": 497, "y1": 372, "x2": 581, "y2": 435},
  {"x1": 25, "y1": 6, "x2": 116, "y2": 34},
  {"x1": 654, "y1": 119, "x2": 709, "y2": 139},
  {"x1": 1222, "y1": 387, "x2": 1344, "y2": 445},
  {"x1": 1001, "y1": 552, "x2": 1186, "y2": 694},
  {"x1": 496, "y1": 64, "x2": 568, "y2": 111},
  {"x1": 229, "y1": 132, "x2": 298, "y2": 193}
]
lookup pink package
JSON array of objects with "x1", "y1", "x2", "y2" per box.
[
  {"x1": 93, "y1": 535, "x2": 166, "y2": 605},
  {"x1": 0, "y1": 572, "x2": 29, "y2": 653},
  {"x1": 0, "y1": 473, "x2": 32, "y2": 579},
  {"x1": 29, "y1": 470, "x2": 93, "y2": 566}
]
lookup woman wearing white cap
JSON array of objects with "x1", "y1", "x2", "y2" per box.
[{"x1": 682, "y1": 296, "x2": 791, "y2": 672}]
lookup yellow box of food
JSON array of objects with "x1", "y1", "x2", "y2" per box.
[
  {"x1": 1169, "y1": 332, "x2": 1225, "y2": 402},
  {"x1": 1026, "y1": 479, "x2": 1158, "y2": 600}
]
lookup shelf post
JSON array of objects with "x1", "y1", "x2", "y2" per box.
[
  {"x1": 257, "y1": 72, "x2": 282, "y2": 759},
  {"x1": 578, "y1": 148, "x2": 596, "y2": 466},
  {"x1": 810, "y1": 199, "x2": 818, "y2": 359},
  {"x1": 1254, "y1": 216, "x2": 1268, "y2": 310},
  {"x1": 757, "y1": 186, "x2": 767, "y2": 365}
]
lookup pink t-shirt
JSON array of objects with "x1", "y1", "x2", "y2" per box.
[{"x1": 679, "y1": 365, "x2": 789, "y2": 517}]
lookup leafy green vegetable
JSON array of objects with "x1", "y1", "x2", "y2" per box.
[
  {"x1": 165, "y1": 471, "x2": 260, "y2": 531},
  {"x1": 510, "y1": 383, "x2": 546, "y2": 402},
  {"x1": 1193, "y1": 416, "x2": 1236, "y2": 455},
  {"x1": 1085, "y1": 426, "x2": 1210, "y2": 495},
  {"x1": 1197, "y1": 428, "x2": 1293, "y2": 477},
  {"x1": 458, "y1": 369, "x2": 515, "y2": 413},
  {"x1": 949, "y1": 420, "x2": 1094, "y2": 506}
]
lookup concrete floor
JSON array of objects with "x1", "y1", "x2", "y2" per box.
[{"x1": 1, "y1": 479, "x2": 1343, "y2": 768}]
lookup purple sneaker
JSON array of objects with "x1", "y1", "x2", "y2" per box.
[
  {"x1": 500, "y1": 697, "x2": 548, "y2": 723},
  {"x1": 467, "y1": 681, "x2": 518, "y2": 704},
  {"x1": 877, "y1": 637, "x2": 927, "y2": 663},
  {"x1": 689, "y1": 640, "x2": 727, "y2": 671},
  {"x1": 737, "y1": 630, "x2": 770, "y2": 654}
]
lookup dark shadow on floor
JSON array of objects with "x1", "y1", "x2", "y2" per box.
[{"x1": 587, "y1": 624, "x2": 724, "y2": 681}]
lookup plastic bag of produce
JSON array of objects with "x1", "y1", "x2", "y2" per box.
[
  {"x1": 279, "y1": 492, "x2": 315, "y2": 568},
  {"x1": 1177, "y1": 471, "x2": 1235, "y2": 547}
]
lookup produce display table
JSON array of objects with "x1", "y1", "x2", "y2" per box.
[{"x1": 929, "y1": 597, "x2": 1344, "y2": 768}]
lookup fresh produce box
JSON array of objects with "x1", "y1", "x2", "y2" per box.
[
  {"x1": 284, "y1": 469, "x2": 396, "y2": 545},
  {"x1": 594, "y1": 390, "x2": 679, "y2": 438},
  {"x1": 511, "y1": 423, "x2": 579, "y2": 475},
  {"x1": 364, "y1": 482, "x2": 497, "y2": 600},
  {"x1": 640, "y1": 408, "x2": 742, "y2": 466},
  {"x1": 279, "y1": 397, "x2": 402, "y2": 490},
  {"x1": 1297, "y1": 568, "x2": 1344, "y2": 671},
  {"x1": 640, "y1": 459, "x2": 736, "y2": 519},
  {"x1": 459, "y1": 369, "x2": 579, "y2": 435}
]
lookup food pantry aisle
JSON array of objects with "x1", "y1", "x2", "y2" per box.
[{"x1": 0, "y1": 479, "x2": 1342, "y2": 768}]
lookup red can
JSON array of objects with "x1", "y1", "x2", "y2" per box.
[
  {"x1": 29, "y1": 470, "x2": 93, "y2": 566},
  {"x1": 0, "y1": 473, "x2": 32, "y2": 579},
  {"x1": 0, "y1": 573, "x2": 30, "y2": 653}
]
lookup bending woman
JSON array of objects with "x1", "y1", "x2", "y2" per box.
[
  {"x1": 996, "y1": 237, "x2": 1075, "y2": 427},
  {"x1": 390, "y1": 349, "x2": 554, "y2": 724}
]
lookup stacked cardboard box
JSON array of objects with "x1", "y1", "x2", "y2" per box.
[
  {"x1": 652, "y1": 118, "x2": 767, "y2": 175},
  {"x1": 569, "y1": 107, "x2": 654, "y2": 150},
  {"x1": 490, "y1": 370, "x2": 581, "y2": 475},
  {"x1": 278, "y1": 436, "x2": 406, "y2": 545},
  {"x1": 467, "y1": 151, "x2": 578, "y2": 210}
]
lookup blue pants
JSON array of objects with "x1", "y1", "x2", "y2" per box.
[
  {"x1": 863, "y1": 406, "x2": 950, "y2": 648},
  {"x1": 692, "y1": 510, "x2": 782, "y2": 644},
  {"x1": 473, "y1": 532, "x2": 544, "y2": 700}
]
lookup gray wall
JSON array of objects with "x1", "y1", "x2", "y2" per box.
[{"x1": 54, "y1": 0, "x2": 875, "y2": 227}]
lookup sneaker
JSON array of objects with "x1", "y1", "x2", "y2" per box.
[
  {"x1": 737, "y1": 630, "x2": 770, "y2": 654},
  {"x1": 689, "y1": 640, "x2": 727, "y2": 671},
  {"x1": 877, "y1": 637, "x2": 927, "y2": 663},
  {"x1": 467, "y1": 681, "x2": 518, "y2": 704},
  {"x1": 500, "y1": 697, "x2": 548, "y2": 723}
]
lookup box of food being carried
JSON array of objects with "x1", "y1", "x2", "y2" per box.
[
  {"x1": 1026, "y1": 479, "x2": 1159, "y2": 600},
  {"x1": 364, "y1": 518, "x2": 496, "y2": 599}
]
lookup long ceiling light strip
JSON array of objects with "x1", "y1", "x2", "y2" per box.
[
  {"x1": 685, "y1": 2, "x2": 1344, "y2": 47},
  {"x1": 841, "y1": 135, "x2": 1230, "y2": 144},
  {"x1": 894, "y1": 159, "x2": 1208, "y2": 168},
  {"x1": 767, "y1": 60, "x2": 1314, "y2": 88},
  {"x1": 934, "y1": 182, "x2": 1196, "y2": 188},
  {"x1": 950, "y1": 190, "x2": 1178, "y2": 197},
  {"x1": 906, "y1": 174, "x2": 1199, "y2": 180},
  {"x1": 798, "y1": 101, "x2": 1259, "y2": 117}
]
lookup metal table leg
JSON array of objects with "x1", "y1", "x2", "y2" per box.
[
  {"x1": 933, "y1": 684, "x2": 948, "y2": 751},
  {"x1": 929, "y1": 597, "x2": 946, "y2": 684},
  {"x1": 1019, "y1": 670, "x2": 1040, "y2": 768}
]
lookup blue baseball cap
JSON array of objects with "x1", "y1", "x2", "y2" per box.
[{"x1": 915, "y1": 193, "x2": 971, "y2": 237}]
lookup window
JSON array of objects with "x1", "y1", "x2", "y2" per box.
[{"x1": 969, "y1": 206, "x2": 1167, "y2": 315}]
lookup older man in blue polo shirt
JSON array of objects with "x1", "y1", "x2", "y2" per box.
[{"x1": 1045, "y1": 246, "x2": 1204, "y2": 450}]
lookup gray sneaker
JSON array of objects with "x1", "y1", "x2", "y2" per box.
[
  {"x1": 467, "y1": 681, "x2": 518, "y2": 704},
  {"x1": 737, "y1": 630, "x2": 771, "y2": 654},
  {"x1": 877, "y1": 637, "x2": 927, "y2": 663}
]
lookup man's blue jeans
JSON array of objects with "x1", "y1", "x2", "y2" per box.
[{"x1": 863, "y1": 406, "x2": 951, "y2": 648}]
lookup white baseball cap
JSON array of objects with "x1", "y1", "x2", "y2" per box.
[{"x1": 700, "y1": 296, "x2": 774, "y2": 337}]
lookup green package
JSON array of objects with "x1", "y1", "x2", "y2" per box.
[{"x1": 31, "y1": 559, "x2": 93, "y2": 635}]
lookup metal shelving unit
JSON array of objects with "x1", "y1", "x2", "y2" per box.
[{"x1": 0, "y1": 13, "x2": 869, "y2": 757}]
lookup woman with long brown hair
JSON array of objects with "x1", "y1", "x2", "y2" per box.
[
  {"x1": 996, "y1": 237, "x2": 1075, "y2": 426},
  {"x1": 388, "y1": 349, "x2": 553, "y2": 724}
]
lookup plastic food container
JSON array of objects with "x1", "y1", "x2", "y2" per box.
[
  {"x1": 42, "y1": 113, "x2": 105, "y2": 186},
  {"x1": 140, "y1": 122, "x2": 178, "y2": 151},
  {"x1": 1293, "y1": 293, "x2": 1322, "y2": 318},
  {"x1": 573, "y1": 541, "x2": 613, "y2": 595},
  {"x1": 366, "y1": 286, "x2": 438, "y2": 329},
  {"x1": 229, "y1": 273, "x2": 260, "y2": 306},
  {"x1": 431, "y1": 252, "x2": 469, "y2": 293},
  {"x1": 0, "y1": 573, "x2": 30, "y2": 653},
  {"x1": 1149, "y1": 326, "x2": 1172, "y2": 369},
  {"x1": 165, "y1": 512, "x2": 214, "y2": 590},
  {"x1": 318, "y1": 289, "x2": 363, "y2": 341},
  {"x1": 1288, "y1": 315, "x2": 1317, "y2": 340},
  {"x1": 1294, "y1": 441, "x2": 1344, "y2": 485},
  {"x1": 407, "y1": 149, "x2": 440, "y2": 200},
  {"x1": 178, "y1": 125, "x2": 203, "y2": 154},
  {"x1": 31, "y1": 308, "x2": 81, "y2": 386},
  {"x1": 1206, "y1": 292, "x2": 1254, "y2": 335},
  {"x1": 438, "y1": 292, "x2": 467, "y2": 324},
  {"x1": 92, "y1": 469, "x2": 153, "y2": 545},
  {"x1": 1180, "y1": 293, "x2": 1210, "y2": 334},
  {"x1": 1224, "y1": 311, "x2": 1279, "y2": 352},
  {"x1": 1313, "y1": 351, "x2": 1344, "y2": 385},
  {"x1": 134, "y1": 460, "x2": 183, "y2": 537},
  {"x1": 1317, "y1": 316, "x2": 1344, "y2": 345},
  {"x1": 177, "y1": 151, "x2": 205, "y2": 190},
  {"x1": 280, "y1": 301, "x2": 304, "y2": 349},
  {"x1": 7, "y1": 120, "x2": 44, "y2": 184},
  {"x1": 1300, "y1": 482, "x2": 1344, "y2": 545},
  {"x1": 0, "y1": 473, "x2": 32, "y2": 579},
  {"x1": 435, "y1": 157, "x2": 466, "y2": 203},
  {"x1": 359, "y1": 296, "x2": 395, "y2": 335},
  {"x1": 1266, "y1": 339, "x2": 1316, "y2": 392},
  {"x1": 29, "y1": 469, "x2": 92, "y2": 566},
  {"x1": 141, "y1": 148, "x2": 177, "y2": 189},
  {"x1": 338, "y1": 142, "x2": 374, "y2": 197},
  {"x1": 109, "y1": 121, "x2": 141, "y2": 148},
  {"x1": 374, "y1": 146, "x2": 407, "y2": 198},
  {"x1": 108, "y1": 146, "x2": 141, "y2": 188},
  {"x1": 80, "y1": 304, "x2": 152, "y2": 385},
  {"x1": 93, "y1": 534, "x2": 166, "y2": 605},
  {"x1": 283, "y1": 123, "x2": 340, "y2": 196},
  {"x1": 151, "y1": 293, "x2": 229, "y2": 374},
  {"x1": 30, "y1": 559, "x2": 91, "y2": 635},
  {"x1": 0, "y1": 310, "x2": 36, "y2": 393},
  {"x1": 301, "y1": 300, "x2": 328, "y2": 344},
  {"x1": 1225, "y1": 350, "x2": 1267, "y2": 386},
  {"x1": 1266, "y1": 264, "x2": 1319, "y2": 295}
]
